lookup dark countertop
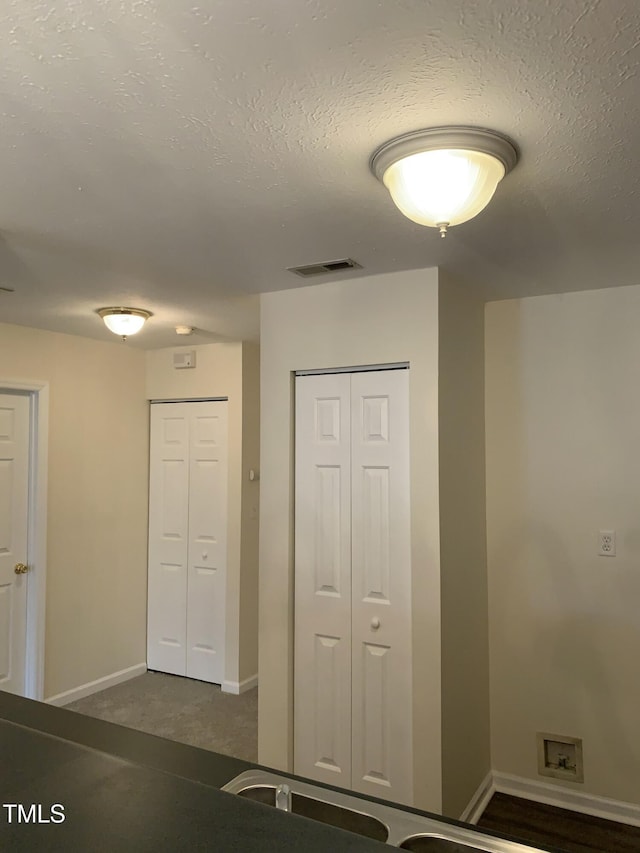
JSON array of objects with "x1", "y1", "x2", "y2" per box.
[
  {"x1": 0, "y1": 689, "x2": 250, "y2": 789},
  {"x1": 0, "y1": 691, "x2": 559, "y2": 853},
  {"x1": 0, "y1": 692, "x2": 390, "y2": 852}
]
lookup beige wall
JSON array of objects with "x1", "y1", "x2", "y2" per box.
[
  {"x1": 259, "y1": 269, "x2": 443, "y2": 811},
  {"x1": 485, "y1": 285, "x2": 640, "y2": 804},
  {"x1": 145, "y1": 341, "x2": 259, "y2": 685},
  {"x1": 438, "y1": 275, "x2": 490, "y2": 818},
  {"x1": 0, "y1": 322, "x2": 148, "y2": 699}
]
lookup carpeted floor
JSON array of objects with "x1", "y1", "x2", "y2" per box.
[{"x1": 65, "y1": 671, "x2": 258, "y2": 762}]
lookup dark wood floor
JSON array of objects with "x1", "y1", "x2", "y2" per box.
[{"x1": 477, "y1": 793, "x2": 640, "y2": 852}]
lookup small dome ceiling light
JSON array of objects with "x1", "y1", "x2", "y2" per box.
[
  {"x1": 97, "y1": 307, "x2": 152, "y2": 340},
  {"x1": 370, "y1": 126, "x2": 518, "y2": 237}
]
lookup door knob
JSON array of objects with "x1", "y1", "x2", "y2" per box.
[
  {"x1": 371, "y1": 617, "x2": 381, "y2": 630},
  {"x1": 14, "y1": 563, "x2": 29, "y2": 575}
]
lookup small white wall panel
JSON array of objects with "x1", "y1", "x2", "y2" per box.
[{"x1": 295, "y1": 374, "x2": 352, "y2": 786}]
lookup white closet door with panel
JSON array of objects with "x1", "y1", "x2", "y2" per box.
[
  {"x1": 186, "y1": 407, "x2": 227, "y2": 682},
  {"x1": 0, "y1": 393, "x2": 30, "y2": 696},
  {"x1": 294, "y1": 369, "x2": 412, "y2": 805},
  {"x1": 294, "y1": 373, "x2": 353, "y2": 788},
  {"x1": 147, "y1": 405, "x2": 189, "y2": 676},
  {"x1": 147, "y1": 400, "x2": 227, "y2": 685},
  {"x1": 350, "y1": 369, "x2": 412, "y2": 802}
]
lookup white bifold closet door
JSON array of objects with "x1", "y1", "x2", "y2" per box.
[
  {"x1": 294, "y1": 369, "x2": 413, "y2": 805},
  {"x1": 147, "y1": 400, "x2": 228, "y2": 684}
]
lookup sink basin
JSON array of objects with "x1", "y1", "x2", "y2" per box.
[
  {"x1": 238, "y1": 785, "x2": 389, "y2": 842},
  {"x1": 222, "y1": 771, "x2": 550, "y2": 852}
]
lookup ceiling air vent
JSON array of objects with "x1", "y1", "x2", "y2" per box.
[{"x1": 288, "y1": 258, "x2": 362, "y2": 278}]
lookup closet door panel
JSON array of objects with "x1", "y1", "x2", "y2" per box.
[
  {"x1": 294, "y1": 373, "x2": 352, "y2": 786},
  {"x1": 351, "y1": 369, "x2": 413, "y2": 805},
  {"x1": 147, "y1": 404, "x2": 190, "y2": 675},
  {"x1": 186, "y1": 403, "x2": 228, "y2": 683}
]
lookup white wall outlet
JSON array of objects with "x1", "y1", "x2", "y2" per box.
[{"x1": 598, "y1": 530, "x2": 616, "y2": 556}]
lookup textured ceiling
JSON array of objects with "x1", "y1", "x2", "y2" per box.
[{"x1": 0, "y1": 0, "x2": 639, "y2": 347}]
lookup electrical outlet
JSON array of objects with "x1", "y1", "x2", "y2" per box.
[{"x1": 599, "y1": 530, "x2": 616, "y2": 557}]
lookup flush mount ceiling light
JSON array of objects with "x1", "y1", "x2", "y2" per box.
[
  {"x1": 370, "y1": 126, "x2": 518, "y2": 237},
  {"x1": 97, "y1": 307, "x2": 152, "y2": 340}
]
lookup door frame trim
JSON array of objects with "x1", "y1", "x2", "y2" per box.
[
  {"x1": 0, "y1": 379, "x2": 49, "y2": 700},
  {"x1": 295, "y1": 362, "x2": 409, "y2": 376}
]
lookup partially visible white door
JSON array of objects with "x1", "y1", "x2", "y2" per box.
[
  {"x1": 350, "y1": 369, "x2": 413, "y2": 804},
  {"x1": 0, "y1": 393, "x2": 30, "y2": 696},
  {"x1": 294, "y1": 373, "x2": 352, "y2": 787},
  {"x1": 147, "y1": 401, "x2": 228, "y2": 684}
]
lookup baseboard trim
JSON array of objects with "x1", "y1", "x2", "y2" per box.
[
  {"x1": 493, "y1": 772, "x2": 640, "y2": 828},
  {"x1": 221, "y1": 674, "x2": 258, "y2": 695},
  {"x1": 459, "y1": 771, "x2": 496, "y2": 824},
  {"x1": 45, "y1": 663, "x2": 148, "y2": 707}
]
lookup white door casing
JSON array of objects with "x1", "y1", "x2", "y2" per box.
[
  {"x1": 294, "y1": 373, "x2": 353, "y2": 787},
  {"x1": 294, "y1": 370, "x2": 413, "y2": 804},
  {"x1": 147, "y1": 401, "x2": 228, "y2": 684},
  {"x1": 0, "y1": 393, "x2": 30, "y2": 696},
  {"x1": 350, "y1": 369, "x2": 413, "y2": 803}
]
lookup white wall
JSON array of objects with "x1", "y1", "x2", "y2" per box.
[
  {"x1": 485, "y1": 285, "x2": 640, "y2": 805},
  {"x1": 0, "y1": 322, "x2": 148, "y2": 699},
  {"x1": 259, "y1": 268, "x2": 443, "y2": 811},
  {"x1": 145, "y1": 341, "x2": 259, "y2": 686},
  {"x1": 438, "y1": 275, "x2": 490, "y2": 818}
]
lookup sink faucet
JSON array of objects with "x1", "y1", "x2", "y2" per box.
[{"x1": 275, "y1": 783, "x2": 291, "y2": 813}]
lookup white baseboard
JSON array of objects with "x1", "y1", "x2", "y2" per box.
[
  {"x1": 459, "y1": 771, "x2": 496, "y2": 824},
  {"x1": 45, "y1": 663, "x2": 148, "y2": 707},
  {"x1": 222, "y1": 673, "x2": 258, "y2": 695},
  {"x1": 493, "y1": 771, "x2": 640, "y2": 828}
]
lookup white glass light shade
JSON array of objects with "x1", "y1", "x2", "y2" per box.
[
  {"x1": 370, "y1": 127, "x2": 518, "y2": 234},
  {"x1": 97, "y1": 308, "x2": 151, "y2": 337},
  {"x1": 382, "y1": 148, "x2": 505, "y2": 228}
]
